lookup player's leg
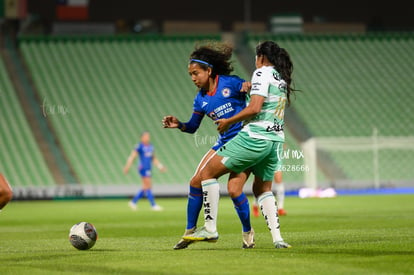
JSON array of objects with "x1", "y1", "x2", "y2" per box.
[
  {"x1": 253, "y1": 177, "x2": 290, "y2": 248},
  {"x1": 173, "y1": 149, "x2": 216, "y2": 249},
  {"x1": 184, "y1": 133, "x2": 260, "y2": 242},
  {"x1": 0, "y1": 173, "x2": 13, "y2": 211},
  {"x1": 184, "y1": 133, "x2": 265, "y2": 244},
  {"x1": 183, "y1": 153, "x2": 230, "y2": 242},
  {"x1": 252, "y1": 143, "x2": 290, "y2": 249},
  {"x1": 227, "y1": 170, "x2": 255, "y2": 248},
  {"x1": 141, "y1": 177, "x2": 162, "y2": 211},
  {"x1": 129, "y1": 169, "x2": 149, "y2": 210},
  {"x1": 186, "y1": 149, "x2": 216, "y2": 230},
  {"x1": 274, "y1": 170, "x2": 287, "y2": 216}
]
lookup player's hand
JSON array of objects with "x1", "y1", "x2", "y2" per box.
[
  {"x1": 240, "y1": 81, "x2": 251, "y2": 93},
  {"x1": 162, "y1": 116, "x2": 179, "y2": 128},
  {"x1": 215, "y1": 118, "x2": 230, "y2": 134},
  {"x1": 123, "y1": 167, "x2": 129, "y2": 174}
]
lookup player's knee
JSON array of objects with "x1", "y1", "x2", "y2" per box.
[
  {"x1": 189, "y1": 175, "x2": 202, "y2": 188},
  {"x1": 198, "y1": 169, "x2": 208, "y2": 182},
  {"x1": 252, "y1": 184, "x2": 267, "y2": 198},
  {"x1": 227, "y1": 184, "x2": 242, "y2": 198}
]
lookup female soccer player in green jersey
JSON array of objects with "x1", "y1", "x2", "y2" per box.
[{"x1": 184, "y1": 41, "x2": 296, "y2": 249}]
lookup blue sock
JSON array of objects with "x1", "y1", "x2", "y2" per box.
[
  {"x1": 232, "y1": 192, "x2": 251, "y2": 232},
  {"x1": 186, "y1": 186, "x2": 203, "y2": 230},
  {"x1": 145, "y1": 189, "x2": 156, "y2": 207},
  {"x1": 132, "y1": 189, "x2": 145, "y2": 203}
]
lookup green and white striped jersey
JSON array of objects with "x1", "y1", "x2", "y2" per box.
[{"x1": 242, "y1": 66, "x2": 287, "y2": 142}]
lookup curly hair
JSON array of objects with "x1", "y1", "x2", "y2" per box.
[{"x1": 189, "y1": 41, "x2": 234, "y2": 77}]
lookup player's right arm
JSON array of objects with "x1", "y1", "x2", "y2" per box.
[
  {"x1": 123, "y1": 150, "x2": 138, "y2": 174},
  {"x1": 162, "y1": 112, "x2": 204, "y2": 133},
  {"x1": 162, "y1": 94, "x2": 204, "y2": 133}
]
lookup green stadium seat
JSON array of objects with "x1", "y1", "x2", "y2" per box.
[{"x1": 0, "y1": 56, "x2": 55, "y2": 187}]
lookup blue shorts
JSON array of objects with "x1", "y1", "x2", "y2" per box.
[{"x1": 139, "y1": 168, "x2": 152, "y2": 178}]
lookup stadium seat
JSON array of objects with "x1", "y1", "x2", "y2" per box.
[{"x1": 0, "y1": 55, "x2": 55, "y2": 187}]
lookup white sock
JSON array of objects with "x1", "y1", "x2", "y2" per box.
[
  {"x1": 274, "y1": 182, "x2": 285, "y2": 209},
  {"x1": 201, "y1": 179, "x2": 220, "y2": 233},
  {"x1": 257, "y1": 191, "x2": 283, "y2": 243}
]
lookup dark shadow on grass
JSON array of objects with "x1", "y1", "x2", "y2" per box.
[
  {"x1": 251, "y1": 247, "x2": 414, "y2": 257},
  {"x1": 2, "y1": 248, "x2": 120, "y2": 264},
  {"x1": 17, "y1": 263, "x2": 157, "y2": 275},
  {"x1": 301, "y1": 247, "x2": 414, "y2": 257}
]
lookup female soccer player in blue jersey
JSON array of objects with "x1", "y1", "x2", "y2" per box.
[
  {"x1": 163, "y1": 41, "x2": 254, "y2": 249},
  {"x1": 123, "y1": 131, "x2": 166, "y2": 211}
]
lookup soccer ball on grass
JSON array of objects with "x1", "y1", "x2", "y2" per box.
[{"x1": 69, "y1": 222, "x2": 98, "y2": 250}]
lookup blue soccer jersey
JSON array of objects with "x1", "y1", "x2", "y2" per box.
[
  {"x1": 135, "y1": 143, "x2": 154, "y2": 177},
  {"x1": 193, "y1": 75, "x2": 246, "y2": 150}
]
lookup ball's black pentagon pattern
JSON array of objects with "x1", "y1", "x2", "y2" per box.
[
  {"x1": 83, "y1": 223, "x2": 98, "y2": 241},
  {"x1": 69, "y1": 234, "x2": 90, "y2": 250}
]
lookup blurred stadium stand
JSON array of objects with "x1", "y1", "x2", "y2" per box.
[
  {"x1": 1, "y1": 30, "x2": 413, "y2": 199},
  {"x1": 13, "y1": 34, "x2": 263, "y2": 198},
  {"x1": 0, "y1": 48, "x2": 56, "y2": 189}
]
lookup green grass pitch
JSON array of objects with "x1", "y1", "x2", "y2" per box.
[{"x1": 1, "y1": 194, "x2": 413, "y2": 274}]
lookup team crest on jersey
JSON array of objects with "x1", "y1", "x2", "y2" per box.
[
  {"x1": 208, "y1": 111, "x2": 218, "y2": 120},
  {"x1": 221, "y1": 88, "x2": 230, "y2": 98}
]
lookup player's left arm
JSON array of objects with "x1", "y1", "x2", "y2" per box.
[
  {"x1": 152, "y1": 154, "x2": 166, "y2": 172},
  {"x1": 216, "y1": 94, "x2": 265, "y2": 134}
]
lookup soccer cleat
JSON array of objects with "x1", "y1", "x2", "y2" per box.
[
  {"x1": 242, "y1": 228, "x2": 255, "y2": 249},
  {"x1": 252, "y1": 204, "x2": 260, "y2": 217},
  {"x1": 128, "y1": 201, "x2": 137, "y2": 211},
  {"x1": 274, "y1": 240, "x2": 292, "y2": 249},
  {"x1": 173, "y1": 227, "x2": 196, "y2": 250},
  {"x1": 278, "y1": 208, "x2": 287, "y2": 216},
  {"x1": 152, "y1": 205, "x2": 163, "y2": 211},
  {"x1": 182, "y1": 226, "x2": 219, "y2": 242}
]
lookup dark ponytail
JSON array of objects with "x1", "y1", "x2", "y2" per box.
[{"x1": 256, "y1": 41, "x2": 296, "y2": 106}]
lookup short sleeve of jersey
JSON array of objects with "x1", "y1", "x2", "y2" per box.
[
  {"x1": 250, "y1": 68, "x2": 270, "y2": 98},
  {"x1": 229, "y1": 75, "x2": 245, "y2": 94},
  {"x1": 135, "y1": 143, "x2": 142, "y2": 154}
]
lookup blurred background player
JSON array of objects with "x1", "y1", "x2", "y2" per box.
[
  {"x1": 163, "y1": 40, "x2": 254, "y2": 249},
  {"x1": 123, "y1": 131, "x2": 166, "y2": 211},
  {"x1": 0, "y1": 173, "x2": 13, "y2": 211},
  {"x1": 253, "y1": 170, "x2": 287, "y2": 217}
]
